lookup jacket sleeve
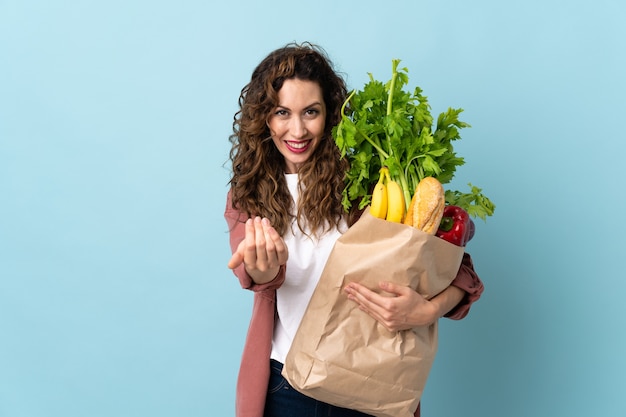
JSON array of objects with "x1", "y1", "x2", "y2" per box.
[
  {"x1": 224, "y1": 190, "x2": 286, "y2": 292},
  {"x1": 444, "y1": 252, "x2": 484, "y2": 320}
]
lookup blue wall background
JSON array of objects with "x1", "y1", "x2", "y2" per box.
[{"x1": 1, "y1": 1, "x2": 625, "y2": 416}]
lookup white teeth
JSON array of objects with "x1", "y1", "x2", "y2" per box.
[{"x1": 288, "y1": 141, "x2": 308, "y2": 149}]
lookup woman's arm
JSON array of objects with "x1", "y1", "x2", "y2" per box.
[
  {"x1": 343, "y1": 252, "x2": 484, "y2": 331},
  {"x1": 444, "y1": 253, "x2": 484, "y2": 319},
  {"x1": 225, "y1": 191, "x2": 288, "y2": 289}
]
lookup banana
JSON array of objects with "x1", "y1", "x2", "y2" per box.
[
  {"x1": 369, "y1": 168, "x2": 388, "y2": 219},
  {"x1": 385, "y1": 180, "x2": 405, "y2": 222},
  {"x1": 382, "y1": 168, "x2": 405, "y2": 223}
]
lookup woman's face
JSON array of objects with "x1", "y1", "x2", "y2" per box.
[{"x1": 268, "y1": 78, "x2": 326, "y2": 174}]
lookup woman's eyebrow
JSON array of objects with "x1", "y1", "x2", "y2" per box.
[{"x1": 276, "y1": 101, "x2": 323, "y2": 110}]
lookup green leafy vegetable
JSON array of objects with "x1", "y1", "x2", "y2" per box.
[{"x1": 332, "y1": 59, "x2": 495, "y2": 220}]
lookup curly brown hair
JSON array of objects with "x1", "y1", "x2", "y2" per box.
[{"x1": 228, "y1": 42, "x2": 351, "y2": 236}]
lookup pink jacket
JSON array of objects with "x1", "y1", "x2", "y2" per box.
[{"x1": 225, "y1": 193, "x2": 485, "y2": 417}]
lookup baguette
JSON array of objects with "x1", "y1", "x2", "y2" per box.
[{"x1": 403, "y1": 177, "x2": 445, "y2": 234}]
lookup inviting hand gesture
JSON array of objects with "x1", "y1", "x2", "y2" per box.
[{"x1": 228, "y1": 216, "x2": 288, "y2": 284}]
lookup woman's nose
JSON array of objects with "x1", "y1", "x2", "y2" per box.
[{"x1": 290, "y1": 117, "x2": 307, "y2": 138}]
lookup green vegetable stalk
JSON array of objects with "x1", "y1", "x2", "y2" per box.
[{"x1": 332, "y1": 59, "x2": 495, "y2": 220}]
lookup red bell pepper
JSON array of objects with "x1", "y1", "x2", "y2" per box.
[{"x1": 436, "y1": 205, "x2": 475, "y2": 247}]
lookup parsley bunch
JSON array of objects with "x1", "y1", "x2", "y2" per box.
[{"x1": 333, "y1": 59, "x2": 495, "y2": 220}]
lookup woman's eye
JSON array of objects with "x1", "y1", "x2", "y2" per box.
[
  {"x1": 305, "y1": 109, "x2": 319, "y2": 116},
  {"x1": 275, "y1": 109, "x2": 288, "y2": 116}
]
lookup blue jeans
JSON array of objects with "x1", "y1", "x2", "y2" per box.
[{"x1": 264, "y1": 359, "x2": 373, "y2": 417}]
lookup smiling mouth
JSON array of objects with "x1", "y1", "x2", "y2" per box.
[{"x1": 285, "y1": 140, "x2": 311, "y2": 152}]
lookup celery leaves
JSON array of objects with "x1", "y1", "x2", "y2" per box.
[{"x1": 332, "y1": 59, "x2": 495, "y2": 219}]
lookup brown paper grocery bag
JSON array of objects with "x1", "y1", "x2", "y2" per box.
[{"x1": 282, "y1": 210, "x2": 465, "y2": 417}]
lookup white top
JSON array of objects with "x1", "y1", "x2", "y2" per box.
[{"x1": 270, "y1": 174, "x2": 347, "y2": 364}]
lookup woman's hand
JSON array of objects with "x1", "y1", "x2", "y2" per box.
[
  {"x1": 343, "y1": 281, "x2": 465, "y2": 331},
  {"x1": 227, "y1": 216, "x2": 288, "y2": 284}
]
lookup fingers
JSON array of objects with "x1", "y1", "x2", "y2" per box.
[
  {"x1": 227, "y1": 246, "x2": 244, "y2": 269},
  {"x1": 251, "y1": 217, "x2": 268, "y2": 268},
  {"x1": 265, "y1": 219, "x2": 289, "y2": 265},
  {"x1": 228, "y1": 217, "x2": 288, "y2": 272},
  {"x1": 344, "y1": 282, "x2": 391, "y2": 316},
  {"x1": 378, "y1": 281, "x2": 412, "y2": 297},
  {"x1": 227, "y1": 219, "x2": 254, "y2": 269},
  {"x1": 344, "y1": 282, "x2": 417, "y2": 332}
]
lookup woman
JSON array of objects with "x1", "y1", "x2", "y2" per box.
[{"x1": 225, "y1": 42, "x2": 484, "y2": 417}]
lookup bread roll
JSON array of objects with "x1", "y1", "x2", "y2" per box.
[{"x1": 404, "y1": 177, "x2": 445, "y2": 234}]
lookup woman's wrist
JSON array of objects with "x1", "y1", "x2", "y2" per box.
[
  {"x1": 247, "y1": 265, "x2": 281, "y2": 285},
  {"x1": 429, "y1": 286, "x2": 466, "y2": 320}
]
